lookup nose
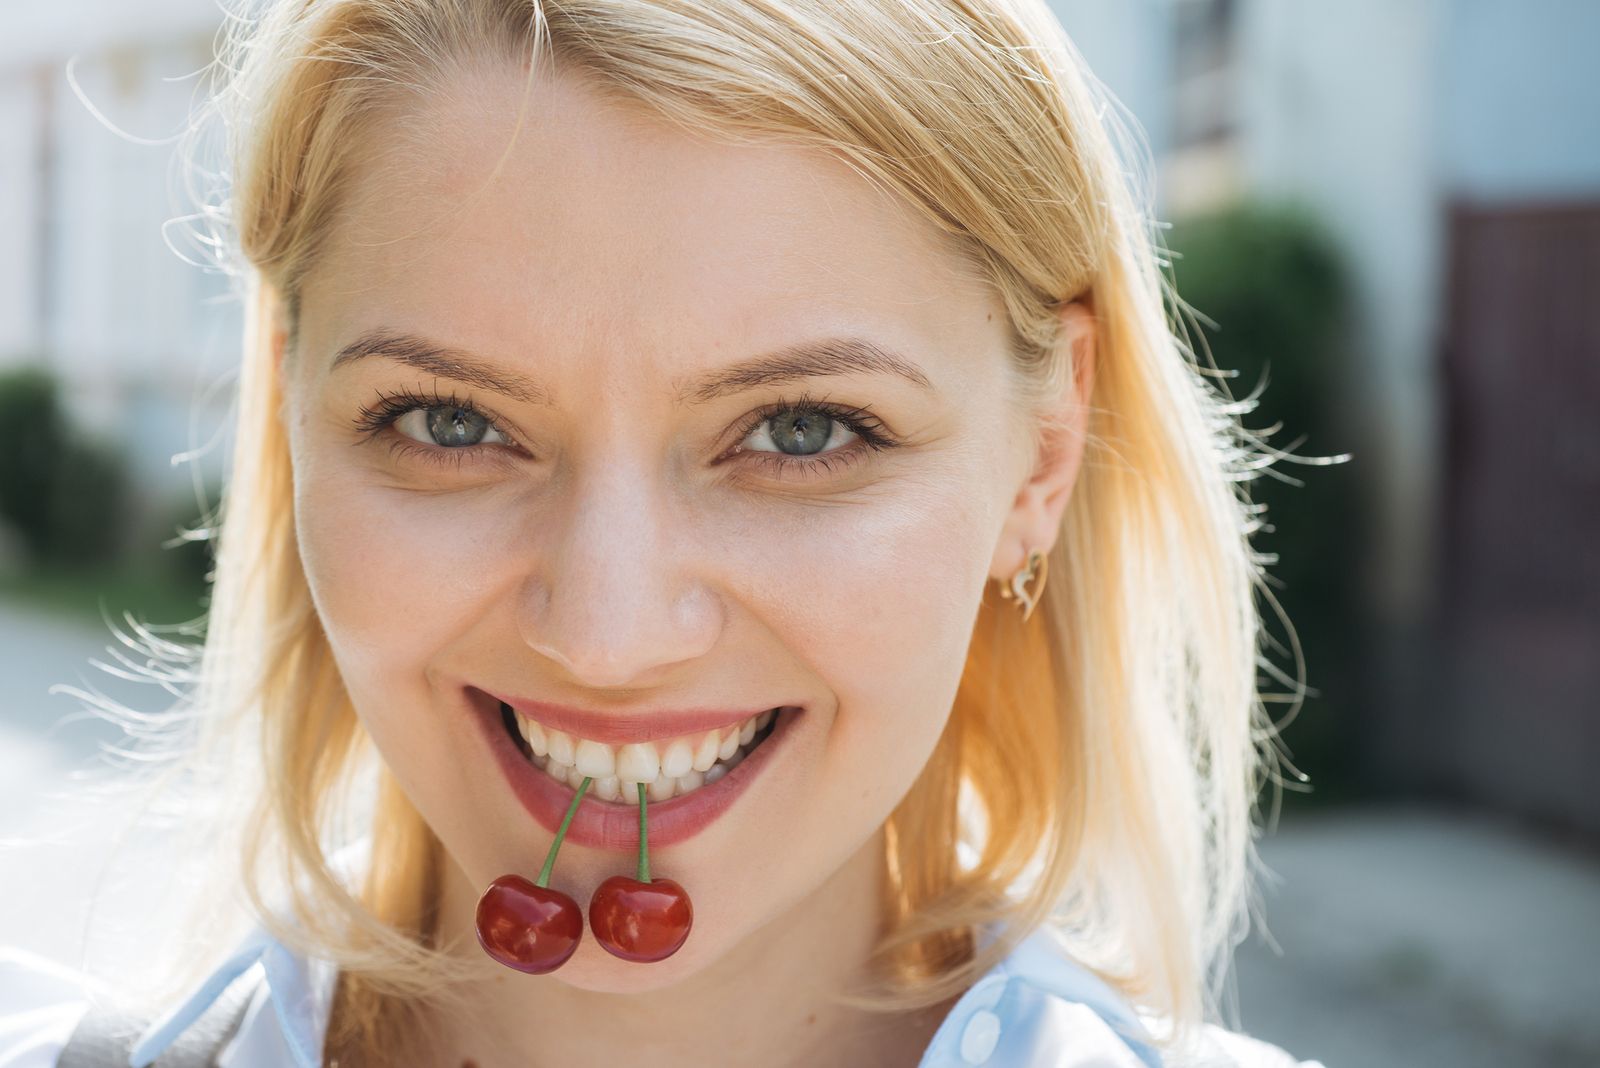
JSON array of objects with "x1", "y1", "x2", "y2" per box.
[{"x1": 516, "y1": 463, "x2": 723, "y2": 690}]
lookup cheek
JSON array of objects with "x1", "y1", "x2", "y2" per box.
[
  {"x1": 289, "y1": 446, "x2": 498, "y2": 767},
  {"x1": 297, "y1": 485, "x2": 441, "y2": 661},
  {"x1": 724, "y1": 469, "x2": 997, "y2": 815}
]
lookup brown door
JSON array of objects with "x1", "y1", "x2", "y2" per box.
[{"x1": 1436, "y1": 200, "x2": 1600, "y2": 837}]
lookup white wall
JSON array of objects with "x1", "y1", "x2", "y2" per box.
[
  {"x1": 1, "y1": 2, "x2": 241, "y2": 514},
  {"x1": 1050, "y1": 0, "x2": 1175, "y2": 176},
  {"x1": 0, "y1": 71, "x2": 43, "y2": 362},
  {"x1": 1438, "y1": 0, "x2": 1600, "y2": 201}
]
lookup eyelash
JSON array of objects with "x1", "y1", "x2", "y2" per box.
[{"x1": 350, "y1": 385, "x2": 901, "y2": 480}]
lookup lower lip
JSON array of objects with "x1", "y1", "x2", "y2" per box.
[{"x1": 466, "y1": 686, "x2": 800, "y2": 850}]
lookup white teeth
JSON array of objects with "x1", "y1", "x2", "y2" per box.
[
  {"x1": 574, "y1": 739, "x2": 615, "y2": 778},
  {"x1": 692, "y1": 731, "x2": 720, "y2": 772},
  {"x1": 660, "y1": 739, "x2": 693, "y2": 779},
  {"x1": 546, "y1": 729, "x2": 575, "y2": 766},
  {"x1": 515, "y1": 707, "x2": 794, "y2": 803},
  {"x1": 520, "y1": 715, "x2": 549, "y2": 757},
  {"x1": 616, "y1": 743, "x2": 660, "y2": 784}
]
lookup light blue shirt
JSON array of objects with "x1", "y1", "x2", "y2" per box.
[{"x1": 1, "y1": 915, "x2": 1324, "y2": 1067}]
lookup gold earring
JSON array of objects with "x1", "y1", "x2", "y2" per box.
[{"x1": 997, "y1": 547, "x2": 1048, "y2": 622}]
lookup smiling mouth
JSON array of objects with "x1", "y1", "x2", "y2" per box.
[{"x1": 498, "y1": 701, "x2": 784, "y2": 804}]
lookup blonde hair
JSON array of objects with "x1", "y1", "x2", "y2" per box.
[{"x1": 58, "y1": 0, "x2": 1306, "y2": 1061}]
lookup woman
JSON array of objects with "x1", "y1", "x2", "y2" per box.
[{"x1": 2, "y1": 0, "x2": 1325, "y2": 1064}]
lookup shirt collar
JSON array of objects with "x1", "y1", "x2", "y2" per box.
[
  {"x1": 128, "y1": 837, "x2": 371, "y2": 1068},
  {"x1": 917, "y1": 923, "x2": 1166, "y2": 1068},
  {"x1": 999, "y1": 925, "x2": 1165, "y2": 1067},
  {"x1": 128, "y1": 927, "x2": 338, "y2": 1068}
]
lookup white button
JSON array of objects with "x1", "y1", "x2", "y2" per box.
[{"x1": 959, "y1": 1008, "x2": 1002, "y2": 1064}]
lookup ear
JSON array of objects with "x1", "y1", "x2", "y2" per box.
[{"x1": 989, "y1": 298, "x2": 1097, "y2": 584}]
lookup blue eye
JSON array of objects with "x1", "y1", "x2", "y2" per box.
[
  {"x1": 396, "y1": 404, "x2": 509, "y2": 448},
  {"x1": 749, "y1": 408, "x2": 852, "y2": 456},
  {"x1": 726, "y1": 393, "x2": 900, "y2": 480}
]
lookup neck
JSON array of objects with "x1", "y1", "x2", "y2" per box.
[{"x1": 419, "y1": 827, "x2": 945, "y2": 1068}]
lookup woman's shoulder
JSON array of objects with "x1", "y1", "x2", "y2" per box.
[
  {"x1": 0, "y1": 944, "x2": 98, "y2": 1068},
  {"x1": 917, "y1": 925, "x2": 1328, "y2": 1067}
]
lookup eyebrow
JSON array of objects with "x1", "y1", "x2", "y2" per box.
[
  {"x1": 329, "y1": 329, "x2": 935, "y2": 405},
  {"x1": 331, "y1": 330, "x2": 549, "y2": 405}
]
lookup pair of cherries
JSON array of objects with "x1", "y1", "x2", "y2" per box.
[{"x1": 475, "y1": 777, "x2": 693, "y2": 973}]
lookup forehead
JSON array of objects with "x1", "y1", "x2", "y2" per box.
[{"x1": 300, "y1": 60, "x2": 1001, "y2": 381}]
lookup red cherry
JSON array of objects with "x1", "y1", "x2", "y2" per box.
[
  {"x1": 475, "y1": 774, "x2": 594, "y2": 975},
  {"x1": 589, "y1": 875, "x2": 693, "y2": 962},
  {"x1": 475, "y1": 874, "x2": 582, "y2": 974},
  {"x1": 588, "y1": 782, "x2": 693, "y2": 963}
]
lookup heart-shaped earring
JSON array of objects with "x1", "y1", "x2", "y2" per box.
[{"x1": 997, "y1": 547, "x2": 1048, "y2": 622}]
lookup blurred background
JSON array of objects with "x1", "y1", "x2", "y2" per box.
[{"x1": 1, "y1": 1, "x2": 1596, "y2": 1064}]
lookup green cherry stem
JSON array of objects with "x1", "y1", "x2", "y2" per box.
[
  {"x1": 636, "y1": 782, "x2": 651, "y2": 883},
  {"x1": 535, "y1": 776, "x2": 593, "y2": 888}
]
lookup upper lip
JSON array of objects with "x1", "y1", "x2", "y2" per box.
[{"x1": 477, "y1": 687, "x2": 798, "y2": 746}]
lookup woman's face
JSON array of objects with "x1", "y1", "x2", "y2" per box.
[{"x1": 281, "y1": 62, "x2": 1041, "y2": 991}]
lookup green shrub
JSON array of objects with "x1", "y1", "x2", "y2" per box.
[
  {"x1": 1165, "y1": 202, "x2": 1365, "y2": 802},
  {"x1": 45, "y1": 435, "x2": 131, "y2": 564},
  {"x1": 0, "y1": 363, "x2": 132, "y2": 567},
  {"x1": 0, "y1": 366, "x2": 64, "y2": 561}
]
